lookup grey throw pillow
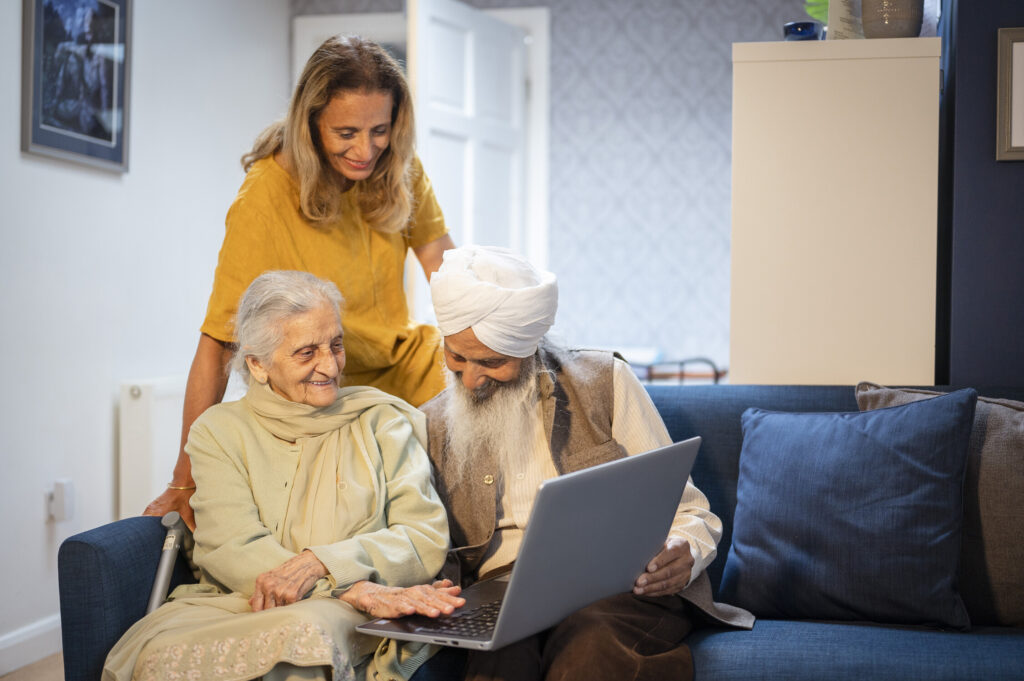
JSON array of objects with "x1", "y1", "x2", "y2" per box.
[{"x1": 856, "y1": 382, "x2": 1024, "y2": 627}]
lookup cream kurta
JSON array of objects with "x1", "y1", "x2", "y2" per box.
[
  {"x1": 478, "y1": 358, "x2": 722, "y2": 580},
  {"x1": 104, "y1": 382, "x2": 450, "y2": 681}
]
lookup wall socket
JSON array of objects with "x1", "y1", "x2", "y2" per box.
[{"x1": 47, "y1": 478, "x2": 74, "y2": 522}]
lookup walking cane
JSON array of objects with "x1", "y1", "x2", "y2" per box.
[{"x1": 146, "y1": 511, "x2": 186, "y2": 614}]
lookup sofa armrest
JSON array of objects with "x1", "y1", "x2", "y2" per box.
[{"x1": 58, "y1": 516, "x2": 195, "y2": 681}]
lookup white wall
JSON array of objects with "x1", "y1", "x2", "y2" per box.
[{"x1": 0, "y1": 0, "x2": 290, "y2": 672}]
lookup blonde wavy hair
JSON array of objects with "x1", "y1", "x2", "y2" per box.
[{"x1": 241, "y1": 35, "x2": 415, "y2": 234}]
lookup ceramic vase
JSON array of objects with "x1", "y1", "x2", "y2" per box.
[{"x1": 861, "y1": 0, "x2": 924, "y2": 38}]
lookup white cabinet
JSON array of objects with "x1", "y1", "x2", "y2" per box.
[{"x1": 729, "y1": 38, "x2": 941, "y2": 385}]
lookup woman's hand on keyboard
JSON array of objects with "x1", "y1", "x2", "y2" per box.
[{"x1": 340, "y1": 579, "x2": 465, "y2": 618}]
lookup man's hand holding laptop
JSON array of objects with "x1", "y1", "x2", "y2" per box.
[{"x1": 633, "y1": 537, "x2": 695, "y2": 597}]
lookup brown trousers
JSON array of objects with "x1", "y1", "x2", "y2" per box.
[{"x1": 462, "y1": 592, "x2": 695, "y2": 681}]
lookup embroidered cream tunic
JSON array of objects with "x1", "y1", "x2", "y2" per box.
[{"x1": 103, "y1": 382, "x2": 450, "y2": 681}]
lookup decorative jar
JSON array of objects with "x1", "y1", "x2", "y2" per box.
[{"x1": 861, "y1": 0, "x2": 924, "y2": 38}]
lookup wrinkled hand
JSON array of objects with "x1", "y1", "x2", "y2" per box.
[
  {"x1": 633, "y1": 537, "x2": 693, "y2": 597},
  {"x1": 340, "y1": 579, "x2": 465, "y2": 619},
  {"x1": 250, "y1": 551, "x2": 328, "y2": 612},
  {"x1": 143, "y1": 488, "x2": 196, "y2": 531}
]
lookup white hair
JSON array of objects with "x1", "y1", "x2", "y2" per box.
[{"x1": 230, "y1": 270, "x2": 344, "y2": 380}]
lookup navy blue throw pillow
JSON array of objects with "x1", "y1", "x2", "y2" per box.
[{"x1": 719, "y1": 388, "x2": 977, "y2": 630}]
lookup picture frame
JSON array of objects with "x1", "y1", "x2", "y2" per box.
[
  {"x1": 21, "y1": 0, "x2": 132, "y2": 172},
  {"x1": 996, "y1": 27, "x2": 1024, "y2": 161}
]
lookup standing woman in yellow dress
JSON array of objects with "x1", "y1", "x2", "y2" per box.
[{"x1": 146, "y1": 35, "x2": 454, "y2": 529}]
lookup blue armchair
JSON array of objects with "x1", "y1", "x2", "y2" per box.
[{"x1": 58, "y1": 516, "x2": 194, "y2": 681}]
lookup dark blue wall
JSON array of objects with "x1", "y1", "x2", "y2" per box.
[{"x1": 947, "y1": 1, "x2": 1024, "y2": 385}]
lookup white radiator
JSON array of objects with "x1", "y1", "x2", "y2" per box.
[{"x1": 117, "y1": 376, "x2": 188, "y2": 519}]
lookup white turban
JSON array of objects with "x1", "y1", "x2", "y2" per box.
[{"x1": 430, "y1": 246, "x2": 558, "y2": 358}]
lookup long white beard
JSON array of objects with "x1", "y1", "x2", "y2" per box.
[{"x1": 441, "y1": 355, "x2": 539, "y2": 486}]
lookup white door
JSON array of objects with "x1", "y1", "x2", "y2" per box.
[{"x1": 408, "y1": 0, "x2": 526, "y2": 254}]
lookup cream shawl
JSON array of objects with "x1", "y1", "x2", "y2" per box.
[{"x1": 187, "y1": 381, "x2": 448, "y2": 596}]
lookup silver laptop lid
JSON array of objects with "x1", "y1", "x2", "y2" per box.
[{"x1": 488, "y1": 436, "x2": 701, "y2": 648}]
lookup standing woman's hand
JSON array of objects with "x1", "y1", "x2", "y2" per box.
[
  {"x1": 250, "y1": 550, "x2": 329, "y2": 611},
  {"x1": 143, "y1": 487, "x2": 196, "y2": 532}
]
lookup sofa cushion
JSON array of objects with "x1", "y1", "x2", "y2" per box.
[
  {"x1": 719, "y1": 389, "x2": 977, "y2": 629},
  {"x1": 856, "y1": 382, "x2": 1024, "y2": 627},
  {"x1": 688, "y1": 620, "x2": 1024, "y2": 681}
]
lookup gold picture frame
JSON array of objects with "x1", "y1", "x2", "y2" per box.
[{"x1": 996, "y1": 27, "x2": 1024, "y2": 161}]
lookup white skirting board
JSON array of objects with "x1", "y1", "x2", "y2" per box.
[
  {"x1": 117, "y1": 376, "x2": 188, "y2": 519},
  {"x1": 0, "y1": 614, "x2": 61, "y2": 675}
]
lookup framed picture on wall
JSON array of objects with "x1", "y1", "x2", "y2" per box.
[
  {"x1": 996, "y1": 27, "x2": 1024, "y2": 162},
  {"x1": 20, "y1": 0, "x2": 132, "y2": 172}
]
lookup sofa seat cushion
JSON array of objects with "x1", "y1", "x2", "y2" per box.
[
  {"x1": 689, "y1": 619, "x2": 1024, "y2": 681},
  {"x1": 719, "y1": 389, "x2": 978, "y2": 629}
]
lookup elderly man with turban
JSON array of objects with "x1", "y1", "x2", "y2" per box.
[{"x1": 420, "y1": 246, "x2": 753, "y2": 681}]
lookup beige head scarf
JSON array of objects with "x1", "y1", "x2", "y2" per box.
[{"x1": 430, "y1": 246, "x2": 558, "y2": 358}]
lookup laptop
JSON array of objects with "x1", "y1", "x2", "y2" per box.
[{"x1": 355, "y1": 436, "x2": 701, "y2": 651}]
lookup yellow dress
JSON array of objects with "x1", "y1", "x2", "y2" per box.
[
  {"x1": 103, "y1": 382, "x2": 449, "y2": 681},
  {"x1": 200, "y1": 156, "x2": 448, "y2": 406}
]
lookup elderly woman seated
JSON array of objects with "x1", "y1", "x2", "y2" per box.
[{"x1": 104, "y1": 270, "x2": 463, "y2": 681}]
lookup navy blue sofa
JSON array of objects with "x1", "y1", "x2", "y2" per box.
[{"x1": 58, "y1": 385, "x2": 1024, "y2": 680}]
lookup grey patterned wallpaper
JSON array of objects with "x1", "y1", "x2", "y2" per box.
[{"x1": 292, "y1": 0, "x2": 807, "y2": 372}]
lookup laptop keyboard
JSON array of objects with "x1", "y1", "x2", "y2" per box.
[{"x1": 414, "y1": 599, "x2": 503, "y2": 638}]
